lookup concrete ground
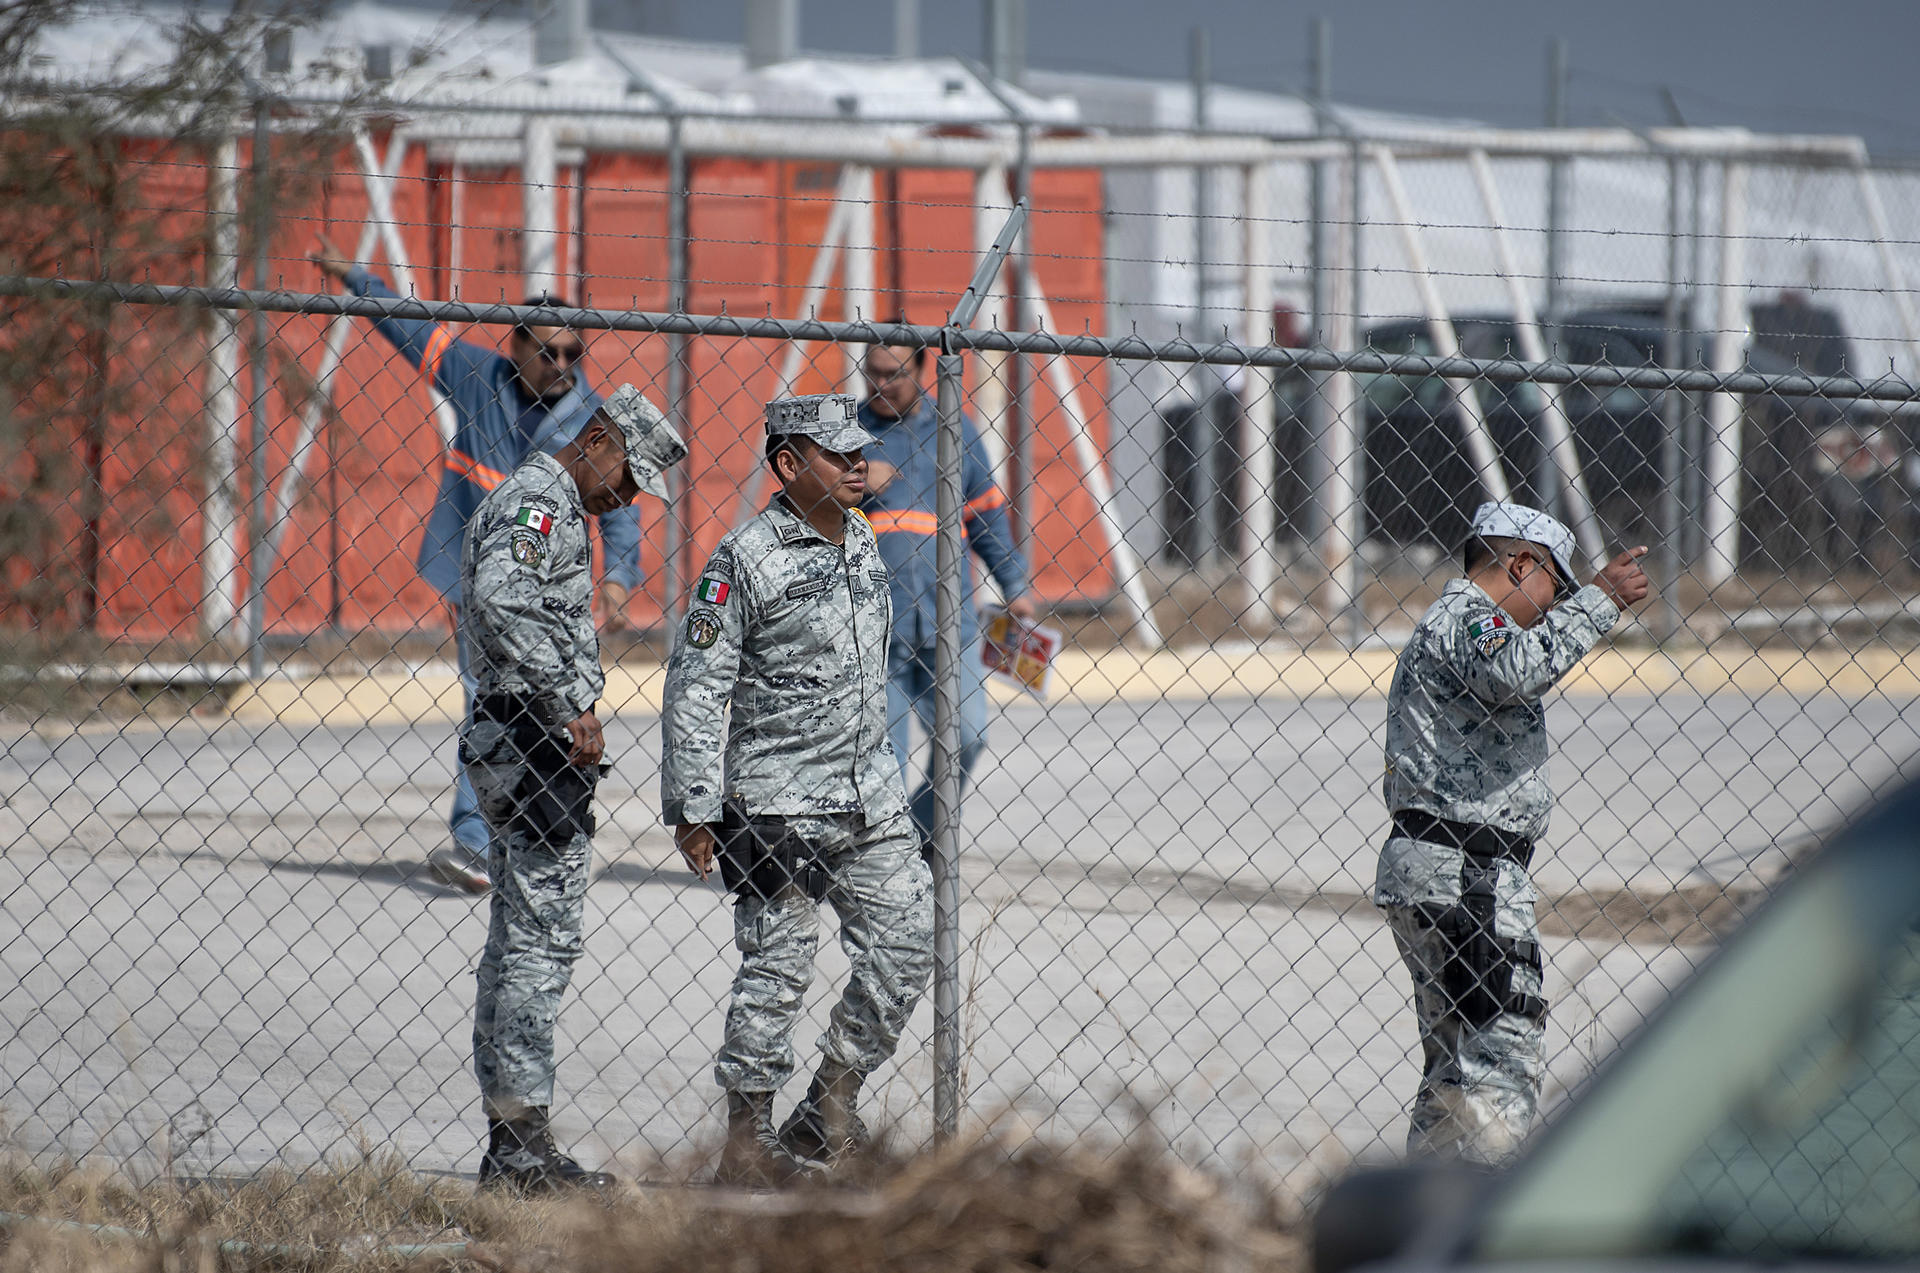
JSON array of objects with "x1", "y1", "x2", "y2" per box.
[{"x1": 2, "y1": 649, "x2": 1916, "y2": 1188}]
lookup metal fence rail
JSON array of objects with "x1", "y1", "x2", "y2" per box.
[{"x1": 4, "y1": 270, "x2": 1920, "y2": 1213}]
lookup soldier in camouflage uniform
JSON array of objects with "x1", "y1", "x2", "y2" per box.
[
  {"x1": 661, "y1": 393, "x2": 933, "y2": 1187},
  {"x1": 1377, "y1": 502, "x2": 1650, "y2": 1163},
  {"x1": 461, "y1": 384, "x2": 686, "y2": 1191}
]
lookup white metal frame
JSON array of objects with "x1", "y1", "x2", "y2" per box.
[{"x1": 142, "y1": 79, "x2": 1916, "y2": 639}]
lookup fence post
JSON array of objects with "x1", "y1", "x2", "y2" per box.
[
  {"x1": 1544, "y1": 37, "x2": 1568, "y2": 326},
  {"x1": 930, "y1": 348, "x2": 966, "y2": 1142},
  {"x1": 930, "y1": 199, "x2": 1027, "y2": 1141},
  {"x1": 1660, "y1": 154, "x2": 1687, "y2": 641},
  {"x1": 1240, "y1": 160, "x2": 1277, "y2": 631},
  {"x1": 1307, "y1": 15, "x2": 1331, "y2": 550},
  {"x1": 665, "y1": 112, "x2": 690, "y2": 612}
]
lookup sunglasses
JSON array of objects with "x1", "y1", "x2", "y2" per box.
[{"x1": 532, "y1": 340, "x2": 586, "y2": 367}]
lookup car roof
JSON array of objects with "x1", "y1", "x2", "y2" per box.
[{"x1": 1444, "y1": 775, "x2": 1920, "y2": 1264}]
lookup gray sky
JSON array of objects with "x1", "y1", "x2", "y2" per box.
[{"x1": 616, "y1": 0, "x2": 1920, "y2": 161}]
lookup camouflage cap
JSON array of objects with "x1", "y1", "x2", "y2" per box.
[
  {"x1": 764, "y1": 393, "x2": 876, "y2": 453},
  {"x1": 602, "y1": 383, "x2": 687, "y2": 500},
  {"x1": 1470, "y1": 501, "x2": 1578, "y2": 591}
]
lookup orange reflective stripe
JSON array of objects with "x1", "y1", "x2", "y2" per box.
[
  {"x1": 864, "y1": 509, "x2": 940, "y2": 536},
  {"x1": 446, "y1": 449, "x2": 508, "y2": 492},
  {"x1": 963, "y1": 486, "x2": 1008, "y2": 518},
  {"x1": 421, "y1": 327, "x2": 454, "y2": 385}
]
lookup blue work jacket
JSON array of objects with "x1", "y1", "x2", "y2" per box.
[
  {"x1": 345, "y1": 267, "x2": 640, "y2": 603},
  {"x1": 857, "y1": 393, "x2": 1029, "y2": 649}
]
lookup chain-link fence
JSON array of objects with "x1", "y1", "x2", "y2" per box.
[{"x1": 6, "y1": 91, "x2": 1920, "y2": 1238}]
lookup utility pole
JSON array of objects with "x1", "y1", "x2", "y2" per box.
[
  {"x1": 1541, "y1": 36, "x2": 1569, "y2": 519},
  {"x1": 1190, "y1": 26, "x2": 1223, "y2": 563},
  {"x1": 1307, "y1": 15, "x2": 1331, "y2": 539},
  {"x1": 1191, "y1": 24, "x2": 1211, "y2": 344},
  {"x1": 894, "y1": 0, "x2": 918, "y2": 58},
  {"x1": 984, "y1": 0, "x2": 1025, "y2": 87},
  {"x1": 1544, "y1": 37, "x2": 1568, "y2": 321}
]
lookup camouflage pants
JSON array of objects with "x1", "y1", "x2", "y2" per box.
[
  {"x1": 715, "y1": 809, "x2": 934, "y2": 1095},
  {"x1": 1377, "y1": 836, "x2": 1546, "y2": 1165},
  {"x1": 464, "y1": 719, "x2": 597, "y2": 1120}
]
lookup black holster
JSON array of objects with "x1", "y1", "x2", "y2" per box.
[
  {"x1": 510, "y1": 739, "x2": 595, "y2": 848},
  {"x1": 1416, "y1": 856, "x2": 1548, "y2": 1028},
  {"x1": 716, "y1": 797, "x2": 829, "y2": 903},
  {"x1": 466, "y1": 694, "x2": 595, "y2": 848}
]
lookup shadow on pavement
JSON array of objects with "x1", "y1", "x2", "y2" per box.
[{"x1": 263, "y1": 855, "x2": 457, "y2": 899}]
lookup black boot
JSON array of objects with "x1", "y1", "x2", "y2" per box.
[
  {"x1": 715, "y1": 1092, "x2": 823, "y2": 1188},
  {"x1": 478, "y1": 1109, "x2": 616, "y2": 1193},
  {"x1": 777, "y1": 1064, "x2": 871, "y2": 1166}
]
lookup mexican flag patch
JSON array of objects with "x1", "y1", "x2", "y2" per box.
[
  {"x1": 1469, "y1": 612, "x2": 1511, "y2": 656},
  {"x1": 514, "y1": 507, "x2": 554, "y2": 535},
  {"x1": 696, "y1": 577, "x2": 730, "y2": 605},
  {"x1": 1467, "y1": 614, "x2": 1507, "y2": 641}
]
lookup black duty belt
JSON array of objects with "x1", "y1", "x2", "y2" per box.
[{"x1": 1391, "y1": 810, "x2": 1534, "y2": 869}]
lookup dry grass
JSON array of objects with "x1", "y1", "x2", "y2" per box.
[{"x1": 0, "y1": 1133, "x2": 1303, "y2": 1273}]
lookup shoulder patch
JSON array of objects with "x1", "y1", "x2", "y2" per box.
[
  {"x1": 686, "y1": 609, "x2": 722, "y2": 649},
  {"x1": 695, "y1": 576, "x2": 731, "y2": 606},
  {"x1": 1466, "y1": 613, "x2": 1508, "y2": 642},
  {"x1": 513, "y1": 506, "x2": 555, "y2": 536},
  {"x1": 1476, "y1": 629, "x2": 1512, "y2": 657},
  {"x1": 509, "y1": 529, "x2": 547, "y2": 566}
]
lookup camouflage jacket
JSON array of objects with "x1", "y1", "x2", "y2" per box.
[
  {"x1": 460, "y1": 451, "x2": 602, "y2": 732},
  {"x1": 660, "y1": 496, "x2": 904, "y2": 826},
  {"x1": 1383, "y1": 577, "x2": 1619, "y2": 840}
]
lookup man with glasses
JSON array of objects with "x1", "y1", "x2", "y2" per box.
[
  {"x1": 1376, "y1": 502, "x2": 1651, "y2": 1163},
  {"x1": 312, "y1": 236, "x2": 647, "y2": 894},
  {"x1": 857, "y1": 331, "x2": 1033, "y2": 854}
]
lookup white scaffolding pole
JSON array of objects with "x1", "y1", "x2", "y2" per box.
[
  {"x1": 262, "y1": 136, "x2": 413, "y2": 570},
  {"x1": 522, "y1": 115, "x2": 562, "y2": 297},
  {"x1": 351, "y1": 126, "x2": 456, "y2": 449},
  {"x1": 840, "y1": 164, "x2": 876, "y2": 394},
  {"x1": 1702, "y1": 161, "x2": 1748, "y2": 586},
  {"x1": 728, "y1": 174, "x2": 859, "y2": 526},
  {"x1": 1240, "y1": 160, "x2": 1279, "y2": 628},
  {"x1": 779, "y1": 181, "x2": 856, "y2": 394},
  {"x1": 971, "y1": 164, "x2": 1014, "y2": 481},
  {"x1": 202, "y1": 134, "x2": 243, "y2": 642},
  {"x1": 1020, "y1": 277, "x2": 1162, "y2": 648},
  {"x1": 1466, "y1": 148, "x2": 1605, "y2": 570},
  {"x1": 1370, "y1": 144, "x2": 1512, "y2": 503},
  {"x1": 1318, "y1": 148, "x2": 1364, "y2": 626},
  {"x1": 449, "y1": 160, "x2": 466, "y2": 295}
]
